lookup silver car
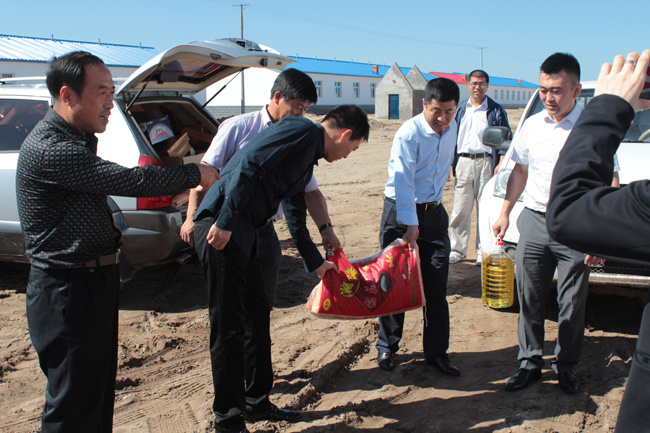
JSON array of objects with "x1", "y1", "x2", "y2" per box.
[{"x1": 0, "y1": 39, "x2": 292, "y2": 282}]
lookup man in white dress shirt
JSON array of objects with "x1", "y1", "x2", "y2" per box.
[
  {"x1": 449, "y1": 70, "x2": 511, "y2": 265},
  {"x1": 181, "y1": 68, "x2": 340, "y2": 309},
  {"x1": 492, "y1": 53, "x2": 602, "y2": 394}
]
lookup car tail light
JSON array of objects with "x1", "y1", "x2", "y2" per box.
[{"x1": 136, "y1": 155, "x2": 172, "y2": 210}]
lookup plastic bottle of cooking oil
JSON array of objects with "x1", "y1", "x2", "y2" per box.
[{"x1": 482, "y1": 239, "x2": 514, "y2": 309}]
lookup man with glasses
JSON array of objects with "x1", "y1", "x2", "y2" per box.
[
  {"x1": 181, "y1": 68, "x2": 341, "y2": 308},
  {"x1": 449, "y1": 70, "x2": 511, "y2": 265}
]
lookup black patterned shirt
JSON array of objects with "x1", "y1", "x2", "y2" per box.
[{"x1": 16, "y1": 108, "x2": 201, "y2": 269}]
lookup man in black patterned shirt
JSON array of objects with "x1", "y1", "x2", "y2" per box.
[{"x1": 16, "y1": 51, "x2": 218, "y2": 432}]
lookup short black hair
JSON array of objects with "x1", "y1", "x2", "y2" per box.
[
  {"x1": 424, "y1": 78, "x2": 460, "y2": 105},
  {"x1": 468, "y1": 69, "x2": 489, "y2": 84},
  {"x1": 540, "y1": 53, "x2": 580, "y2": 85},
  {"x1": 46, "y1": 51, "x2": 106, "y2": 101},
  {"x1": 270, "y1": 68, "x2": 318, "y2": 104},
  {"x1": 321, "y1": 105, "x2": 370, "y2": 142}
]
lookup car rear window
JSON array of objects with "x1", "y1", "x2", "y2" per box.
[{"x1": 0, "y1": 99, "x2": 48, "y2": 151}]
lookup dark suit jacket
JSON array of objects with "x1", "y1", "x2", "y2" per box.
[
  {"x1": 195, "y1": 116, "x2": 325, "y2": 272},
  {"x1": 547, "y1": 94, "x2": 650, "y2": 264}
]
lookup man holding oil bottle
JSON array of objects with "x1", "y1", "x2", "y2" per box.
[{"x1": 492, "y1": 53, "x2": 603, "y2": 394}]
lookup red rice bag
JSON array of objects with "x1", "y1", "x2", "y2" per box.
[{"x1": 306, "y1": 239, "x2": 425, "y2": 319}]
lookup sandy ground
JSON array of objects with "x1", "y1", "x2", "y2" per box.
[{"x1": 1, "y1": 110, "x2": 647, "y2": 432}]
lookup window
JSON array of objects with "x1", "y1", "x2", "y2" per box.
[
  {"x1": 501, "y1": 90, "x2": 504, "y2": 100},
  {"x1": 517, "y1": 91, "x2": 520, "y2": 100},
  {"x1": 506, "y1": 91, "x2": 509, "y2": 100},
  {"x1": 529, "y1": 91, "x2": 532, "y2": 100},
  {"x1": 314, "y1": 80, "x2": 322, "y2": 98},
  {"x1": 0, "y1": 99, "x2": 48, "y2": 151},
  {"x1": 1, "y1": 73, "x2": 14, "y2": 79},
  {"x1": 495, "y1": 90, "x2": 498, "y2": 99},
  {"x1": 335, "y1": 82, "x2": 342, "y2": 98},
  {"x1": 353, "y1": 82, "x2": 360, "y2": 98},
  {"x1": 370, "y1": 83, "x2": 376, "y2": 98}
]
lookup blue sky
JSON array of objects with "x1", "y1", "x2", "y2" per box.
[{"x1": 2, "y1": 0, "x2": 647, "y2": 84}]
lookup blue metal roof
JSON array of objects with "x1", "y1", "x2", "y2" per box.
[
  {"x1": 0, "y1": 34, "x2": 159, "y2": 68},
  {"x1": 488, "y1": 76, "x2": 537, "y2": 88},
  {"x1": 286, "y1": 56, "x2": 534, "y2": 88},
  {"x1": 286, "y1": 56, "x2": 412, "y2": 78}
]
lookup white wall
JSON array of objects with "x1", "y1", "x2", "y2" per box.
[
  {"x1": 309, "y1": 73, "x2": 381, "y2": 107},
  {"x1": 204, "y1": 68, "x2": 382, "y2": 110},
  {"x1": 489, "y1": 85, "x2": 535, "y2": 107}
]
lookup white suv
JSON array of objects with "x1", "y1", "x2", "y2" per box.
[
  {"x1": 478, "y1": 82, "x2": 650, "y2": 291},
  {"x1": 0, "y1": 39, "x2": 292, "y2": 282}
]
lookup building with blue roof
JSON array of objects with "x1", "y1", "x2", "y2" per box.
[
  {"x1": 206, "y1": 54, "x2": 539, "y2": 116},
  {"x1": 0, "y1": 34, "x2": 159, "y2": 81}
]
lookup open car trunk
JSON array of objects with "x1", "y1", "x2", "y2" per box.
[{"x1": 128, "y1": 97, "x2": 219, "y2": 166}]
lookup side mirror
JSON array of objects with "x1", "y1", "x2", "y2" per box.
[{"x1": 482, "y1": 126, "x2": 511, "y2": 152}]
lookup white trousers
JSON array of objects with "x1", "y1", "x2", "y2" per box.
[{"x1": 449, "y1": 155, "x2": 493, "y2": 257}]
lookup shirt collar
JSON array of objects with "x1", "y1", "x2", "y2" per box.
[
  {"x1": 465, "y1": 97, "x2": 488, "y2": 110},
  {"x1": 261, "y1": 105, "x2": 274, "y2": 126},
  {"x1": 314, "y1": 123, "x2": 325, "y2": 163},
  {"x1": 45, "y1": 108, "x2": 98, "y2": 150},
  {"x1": 543, "y1": 101, "x2": 584, "y2": 126}
]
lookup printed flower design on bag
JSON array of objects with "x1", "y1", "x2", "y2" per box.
[
  {"x1": 364, "y1": 297, "x2": 378, "y2": 309},
  {"x1": 345, "y1": 267, "x2": 358, "y2": 280},
  {"x1": 366, "y1": 282, "x2": 378, "y2": 294},
  {"x1": 340, "y1": 281, "x2": 356, "y2": 297}
]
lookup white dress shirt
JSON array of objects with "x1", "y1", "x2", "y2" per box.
[
  {"x1": 202, "y1": 106, "x2": 318, "y2": 221},
  {"x1": 384, "y1": 113, "x2": 457, "y2": 226},
  {"x1": 512, "y1": 103, "x2": 583, "y2": 213},
  {"x1": 457, "y1": 98, "x2": 492, "y2": 155}
]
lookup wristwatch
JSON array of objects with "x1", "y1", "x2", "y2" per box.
[{"x1": 318, "y1": 222, "x2": 333, "y2": 233}]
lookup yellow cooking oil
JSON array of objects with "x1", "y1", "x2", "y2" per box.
[{"x1": 481, "y1": 241, "x2": 514, "y2": 309}]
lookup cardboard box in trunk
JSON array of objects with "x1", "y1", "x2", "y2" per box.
[{"x1": 160, "y1": 152, "x2": 205, "y2": 166}]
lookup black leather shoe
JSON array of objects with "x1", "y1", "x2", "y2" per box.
[
  {"x1": 377, "y1": 351, "x2": 394, "y2": 371},
  {"x1": 504, "y1": 368, "x2": 542, "y2": 391},
  {"x1": 428, "y1": 355, "x2": 460, "y2": 376},
  {"x1": 244, "y1": 404, "x2": 303, "y2": 423},
  {"x1": 558, "y1": 371, "x2": 580, "y2": 393}
]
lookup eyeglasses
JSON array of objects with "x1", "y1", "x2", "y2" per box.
[{"x1": 469, "y1": 81, "x2": 488, "y2": 88}]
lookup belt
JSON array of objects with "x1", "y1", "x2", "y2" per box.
[
  {"x1": 72, "y1": 252, "x2": 120, "y2": 268},
  {"x1": 459, "y1": 152, "x2": 490, "y2": 159},
  {"x1": 385, "y1": 196, "x2": 440, "y2": 211},
  {"x1": 528, "y1": 208, "x2": 546, "y2": 218}
]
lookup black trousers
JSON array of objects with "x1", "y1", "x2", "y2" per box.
[
  {"x1": 26, "y1": 264, "x2": 119, "y2": 433},
  {"x1": 194, "y1": 216, "x2": 273, "y2": 431},
  {"x1": 615, "y1": 292, "x2": 650, "y2": 432},
  {"x1": 376, "y1": 198, "x2": 451, "y2": 359}
]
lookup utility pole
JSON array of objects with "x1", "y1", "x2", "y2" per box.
[
  {"x1": 233, "y1": 3, "x2": 249, "y2": 114},
  {"x1": 476, "y1": 47, "x2": 486, "y2": 70}
]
